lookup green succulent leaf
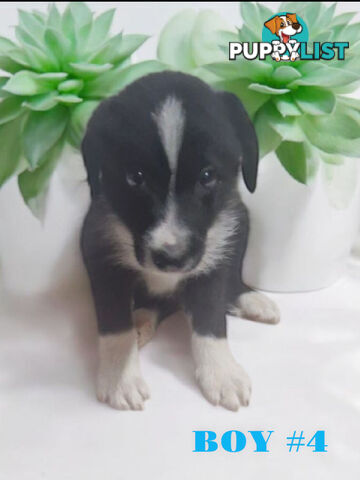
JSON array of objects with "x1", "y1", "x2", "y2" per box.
[
  {"x1": 15, "y1": 25, "x2": 42, "y2": 50},
  {"x1": 68, "y1": 100, "x2": 99, "y2": 148},
  {"x1": 0, "y1": 96, "x2": 24, "y2": 125},
  {"x1": 254, "y1": 107, "x2": 282, "y2": 158},
  {"x1": 3, "y1": 71, "x2": 67, "y2": 96},
  {"x1": 55, "y1": 94, "x2": 83, "y2": 104},
  {"x1": 69, "y1": 62, "x2": 113, "y2": 76},
  {"x1": 249, "y1": 83, "x2": 290, "y2": 95},
  {"x1": 206, "y1": 58, "x2": 272, "y2": 81},
  {"x1": 276, "y1": 141, "x2": 308, "y2": 184},
  {"x1": 87, "y1": 9, "x2": 116, "y2": 50},
  {"x1": 274, "y1": 94, "x2": 302, "y2": 117},
  {"x1": 157, "y1": 9, "x2": 198, "y2": 72},
  {"x1": 0, "y1": 115, "x2": 23, "y2": 187},
  {"x1": 18, "y1": 137, "x2": 64, "y2": 219},
  {"x1": 240, "y1": 3, "x2": 273, "y2": 37},
  {"x1": 0, "y1": 36, "x2": 16, "y2": 54},
  {"x1": 18, "y1": 9, "x2": 44, "y2": 41},
  {"x1": 47, "y1": 3, "x2": 62, "y2": 30},
  {"x1": 22, "y1": 91, "x2": 59, "y2": 111},
  {"x1": 44, "y1": 28, "x2": 71, "y2": 65},
  {"x1": 331, "y1": 11, "x2": 357, "y2": 28},
  {"x1": 292, "y1": 63, "x2": 359, "y2": 88},
  {"x1": 272, "y1": 66, "x2": 302, "y2": 85},
  {"x1": 83, "y1": 60, "x2": 167, "y2": 98},
  {"x1": 190, "y1": 10, "x2": 232, "y2": 66},
  {"x1": 23, "y1": 106, "x2": 68, "y2": 168},
  {"x1": 214, "y1": 78, "x2": 269, "y2": 118},
  {"x1": 57, "y1": 79, "x2": 84, "y2": 94},
  {"x1": 294, "y1": 87, "x2": 336, "y2": 115},
  {"x1": 69, "y1": 2, "x2": 92, "y2": 28}
]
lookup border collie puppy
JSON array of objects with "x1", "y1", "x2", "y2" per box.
[{"x1": 81, "y1": 72, "x2": 280, "y2": 411}]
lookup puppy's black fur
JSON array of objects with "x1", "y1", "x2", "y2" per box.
[{"x1": 80, "y1": 72, "x2": 274, "y2": 410}]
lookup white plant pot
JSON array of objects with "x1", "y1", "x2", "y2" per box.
[
  {"x1": 0, "y1": 148, "x2": 90, "y2": 296},
  {"x1": 242, "y1": 152, "x2": 360, "y2": 292}
]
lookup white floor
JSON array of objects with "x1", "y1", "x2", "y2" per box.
[{"x1": 1, "y1": 260, "x2": 360, "y2": 480}]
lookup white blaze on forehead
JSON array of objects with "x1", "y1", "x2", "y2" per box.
[{"x1": 152, "y1": 96, "x2": 185, "y2": 173}]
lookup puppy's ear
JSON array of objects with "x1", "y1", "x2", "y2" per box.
[
  {"x1": 81, "y1": 134, "x2": 101, "y2": 197},
  {"x1": 264, "y1": 16, "x2": 278, "y2": 34},
  {"x1": 219, "y1": 91, "x2": 259, "y2": 193},
  {"x1": 287, "y1": 13, "x2": 297, "y2": 24}
]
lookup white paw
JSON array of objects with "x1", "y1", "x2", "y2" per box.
[
  {"x1": 231, "y1": 291, "x2": 280, "y2": 324},
  {"x1": 195, "y1": 362, "x2": 251, "y2": 411},
  {"x1": 192, "y1": 335, "x2": 251, "y2": 411},
  {"x1": 97, "y1": 371, "x2": 150, "y2": 410},
  {"x1": 97, "y1": 331, "x2": 150, "y2": 410},
  {"x1": 133, "y1": 309, "x2": 157, "y2": 349}
]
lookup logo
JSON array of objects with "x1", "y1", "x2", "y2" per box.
[{"x1": 229, "y1": 12, "x2": 348, "y2": 62}]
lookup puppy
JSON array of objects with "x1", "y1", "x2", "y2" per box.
[
  {"x1": 265, "y1": 13, "x2": 302, "y2": 61},
  {"x1": 80, "y1": 72, "x2": 280, "y2": 411}
]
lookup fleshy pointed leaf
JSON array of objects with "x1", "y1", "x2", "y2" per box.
[
  {"x1": 274, "y1": 94, "x2": 302, "y2": 117},
  {"x1": 57, "y1": 79, "x2": 84, "y2": 94},
  {"x1": 83, "y1": 60, "x2": 167, "y2": 98},
  {"x1": 55, "y1": 94, "x2": 82, "y2": 104},
  {"x1": 3, "y1": 71, "x2": 67, "y2": 96},
  {"x1": 0, "y1": 116, "x2": 23, "y2": 187},
  {"x1": 47, "y1": 3, "x2": 61, "y2": 29},
  {"x1": 294, "y1": 87, "x2": 336, "y2": 115},
  {"x1": 69, "y1": 62, "x2": 113, "y2": 76},
  {"x1": 0, "y1": 96, "x2": 24, "y2": 125},
  {"x1": 44, "y1": 28, "x2": 71, "y2": 64},
  {"x1": 22, "y1": 91, "x2": 58, "y2": 111},
  {"x1": 0, "y1": 36, "x2": 16, "y2": 54},
  {"x1": 191, "y1": 10, "x2": 232, "y2": 66},
  {"x1": 249, "y1": 83, "x2": 290, "y2": 95},
  {"x1": 87, "y1": 9, "x2": 115, "y2": 49},
  {"x1": 157, "y1": 9, "x2": 198, "y2": 71},
  {"x1": 292, "y1": 64, "x2": 359, "y2": 88},
  {"x1": 23, "y1": 106, "x2": 68, "y2": 167},
  {"x1": 18, "y1": 138, "x2": 64, "y2": 219},
  {"x1": 68, "y1": 100, "x2": 99, "y2": 148},
  {"x1": 276, "y1": 141, "x2": 308, "y2": 184},
  {"x1": 272, "y1": 65, "x2": 302, "y2": 85}
]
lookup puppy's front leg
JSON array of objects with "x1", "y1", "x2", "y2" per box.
[
  {"x1": 185, "y1": 278, "x2": 251, "y2": 411},
  {"x1": 85, "y1": 261, "x2": 149, "y2": 410}
]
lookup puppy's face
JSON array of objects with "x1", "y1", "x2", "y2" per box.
[
  {"x1": 265, "y1": 13, "x2": 302, "y2": 41},
  {"x1": 83, "y1": 73, "x2": 258, "y2": 274}
]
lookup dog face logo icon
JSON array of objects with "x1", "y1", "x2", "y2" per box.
[
  {"x1": 263, "y1": 12, "x2": 308, "y2": 61},
  {"x1": 264, "y1": 13, "x2": 302, "y2": 43}
]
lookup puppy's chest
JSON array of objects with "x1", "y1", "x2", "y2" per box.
[{"x1": 133, "y1": 272, "x2": 182, "y2": 316}]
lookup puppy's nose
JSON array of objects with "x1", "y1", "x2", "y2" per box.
[
  {"x1": 151, "y1": 244, "x2": 185, "y2": 271},
  {"x1": 293, "y1": 23, "x2": 301, "y2": 30}
]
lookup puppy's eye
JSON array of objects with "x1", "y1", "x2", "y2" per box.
[
  {"x1": 126, "y1": 169, "x2": 144, "y2": 187},
  {"x1": 198, "y1": 167, "x2": 218, "y2": 188},
  {"x1": 280, "y1": 22, "x2": 285, "y2": 27}
]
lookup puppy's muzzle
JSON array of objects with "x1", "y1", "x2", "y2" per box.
[
  {"x1": 292, "y1": 23, "x2": 301, "y2": 31},
  {"x1": 151, "y1": 243, "x2": 188, "y2": 272}
]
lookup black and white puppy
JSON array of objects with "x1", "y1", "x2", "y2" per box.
[{"x1": 81, "y1": 72, "x2": 279, "y2": 411}]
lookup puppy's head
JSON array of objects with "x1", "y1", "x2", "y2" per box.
[
  {"x1": 265, "y1": 13, "x2": 302, "y2": 41},
  {"x1": 82, "y1": 72, "x2": 258, "y2": 274}
]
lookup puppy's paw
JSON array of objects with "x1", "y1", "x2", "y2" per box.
[
  {"x1": 97, "y1": 371, "x2": 150, "y2": 410},
  {"x1": 133, "y1": 308, "x2": 157, "y2": 349},
  {"x1": 97, "y1": 331, "x2": 150, "y2": 410},
  {"x1": 233, "y1": 291, "x2": 280, "y2": 324},
  {"x1": 196, "y1": 362, "x2": 251, "y2": 411}
]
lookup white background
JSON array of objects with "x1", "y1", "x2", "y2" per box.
[{"x1": 1, "y1": 3, "x2": 360, "y2": 480}]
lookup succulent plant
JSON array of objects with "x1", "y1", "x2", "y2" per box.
[
  {"x1": 0, "y1": 3, "x2": 165, "y2": 215},
  {"x1": 158, "y1": 2, "x2": 360, "y2": 185}
]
